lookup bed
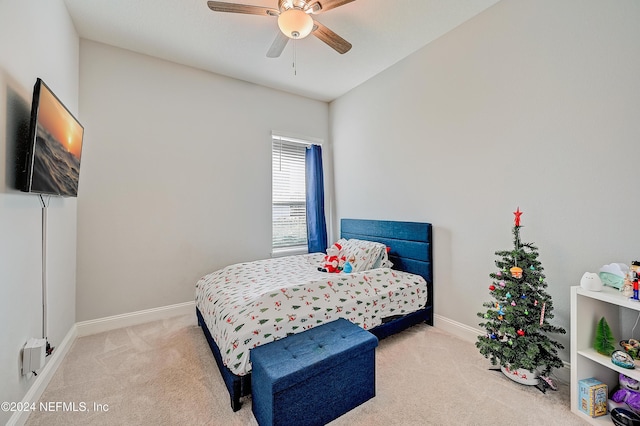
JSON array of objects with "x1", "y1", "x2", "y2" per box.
[{"x1": 195, "y1": 218, "x2": 433, "y2": 411}]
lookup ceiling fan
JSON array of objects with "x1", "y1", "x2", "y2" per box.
[{"x1": 207, "y1": 0, "x2": 355, "y2": 58}]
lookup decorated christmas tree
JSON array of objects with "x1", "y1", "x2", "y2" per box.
[{"x1": 476, "y1": 208, "x2": 566, "y2": 378}]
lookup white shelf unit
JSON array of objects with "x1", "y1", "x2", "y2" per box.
[{"x1": 571, "y1": 285, "x2": 640, "y2": 424}]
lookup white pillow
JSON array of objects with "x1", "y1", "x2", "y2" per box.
[{"x1": 338, "y1": 239, "x2": 388, "y2": 272}]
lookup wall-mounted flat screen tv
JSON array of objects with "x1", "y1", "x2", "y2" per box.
[{"x1": 21, "y1": 78, "x2": 84, "y2": 197}]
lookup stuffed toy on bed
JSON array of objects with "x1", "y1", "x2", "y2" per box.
[
  {"x1": 342, "y1": 256, "x2": 355, "y2": 274},
  {"x1": 323, "y1": 242, "x2": 346, "y2": 273}
]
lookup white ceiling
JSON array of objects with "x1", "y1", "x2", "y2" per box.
[{"x1": 63, "y1": 0, "x2": 499, "y2": 102}]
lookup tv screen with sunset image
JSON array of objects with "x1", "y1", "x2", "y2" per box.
[{"x1": 25, "y1": 78, "x2": 84, "y2": 197}]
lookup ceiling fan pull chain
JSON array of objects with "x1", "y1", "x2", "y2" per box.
[{"x1": 293, "y1": 39, "x2": 297, "y2": 76}]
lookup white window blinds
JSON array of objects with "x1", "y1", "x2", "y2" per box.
[{"x1": 272, "y1": 137, "x2": 307, "y2": 250}]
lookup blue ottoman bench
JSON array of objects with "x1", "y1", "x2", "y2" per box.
[{"x1": 250, "y1": 318, "x2": 378, "y2": 426}]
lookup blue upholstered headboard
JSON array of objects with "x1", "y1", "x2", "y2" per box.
[
  {"x1": 340, "y1": 218, "x2": 434, "y2": 332},
  {"x1": 340, "y1": 218, "x2": 432, "y2": 283}
]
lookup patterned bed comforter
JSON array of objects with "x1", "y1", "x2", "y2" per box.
[{"x1": 195, "y1": 253, "x2": 428, "y2": 376}]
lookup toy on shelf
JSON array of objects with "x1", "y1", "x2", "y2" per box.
[
  {"x1": 619, "y1": 261, "x2": 640, "y2": 299},
  {"x1": 623, "y1": 277, "x2": 635, "y2": 298},
  {"x1": 632, "y1": 261, "x2": 640, "y2": 301},
  {"x1": 580, "y1": 272, "x2": 603, "y2": 292},
  {"x1": 611, "y1": 408, "x2": 640, "y2": 426},
  {"x1": 611, "y1": 374, "x2": 640, "y2": 416},
  {"x1": 600, "y1": 263, "x2": 628, "y2": 290},
  {"x1": 621, "y1": 339, "x2": 640, "y2": 360},
  {"x1": 612, "y1": 350, "x2": 636, "y2": 369}
]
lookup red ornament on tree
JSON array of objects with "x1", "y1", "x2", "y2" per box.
[
  {"x1": 489, "y1": 285, "x2": 496, "y2": 291},
  {"x1": 517, "y1": 329, "x2": 525, "y2": 336}
]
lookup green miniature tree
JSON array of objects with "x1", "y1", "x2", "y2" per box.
[
  {"x1": 593, "y1": 317, "x2": 616, "y2": 356},
  {"x1": 476, "y1": 208, "x2": 566, "y2": 377}
]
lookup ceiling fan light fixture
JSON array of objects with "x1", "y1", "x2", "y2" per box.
[{"x1": 277, "y1": 8, "x2": 313, "y2": 39}]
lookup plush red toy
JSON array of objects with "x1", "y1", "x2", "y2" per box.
[{"x1": 323, "y1": 242, "x2": 345, "y2": 273}]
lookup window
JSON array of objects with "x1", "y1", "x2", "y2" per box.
[{"x1": 272, "y1": 136, "x2": 308, "y2": 253}]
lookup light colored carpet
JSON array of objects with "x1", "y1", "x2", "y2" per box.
[{"x1": 25, "y1": 314, "x2": 588, "y2": 426}]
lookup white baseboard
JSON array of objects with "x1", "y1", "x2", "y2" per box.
[
  {"x1": 434, "y1": 313, "x2": 484, "y2": 343},
  {"x1": 7, "y1": 325, "x2": 77, "y2": 426},
  {"x1": 76, "y1": 301, "x2": 196, "y2": 337},
  {"x1": 8, "y1": 301, "x2": 196, "y2": 425},
  {"x1": 433, "y1": 313, "x2": 571, "y2": 385}
]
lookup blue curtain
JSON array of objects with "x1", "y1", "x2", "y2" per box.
[{"x1": 305, "y1": 144, "x2": 327, "y2": 253}]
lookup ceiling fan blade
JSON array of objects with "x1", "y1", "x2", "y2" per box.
[
  {"x1": 267, "y1": 31, "x2": 290, "y2": 58},
  {"x1": 207, "y1": 1, "x2": 278, "y2": 17},
  {"x1": 306, "y1": 0, "x2": 356, "y2": 14},
  {"x1": 312, "y1": 21, "x2": 352, "y2": 54}
]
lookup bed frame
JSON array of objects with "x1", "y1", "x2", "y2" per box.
[{"x1": 196, "y1": 218, "x2": 433, "y2": 411}]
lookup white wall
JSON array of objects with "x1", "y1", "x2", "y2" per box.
[
  {"x1": 330, "y1": 0, "x2": 640, "y2": 363},
  {"x1": 76, "y1": 41, "x2": 331, "y2": 321},
  {"x1": 0, "y1": 1, "x2": 79, "y2": 423}
]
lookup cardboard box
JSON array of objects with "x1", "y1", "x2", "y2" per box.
[{"x1": 579, "y1": 378, "x2": 608, "y2": 417}]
